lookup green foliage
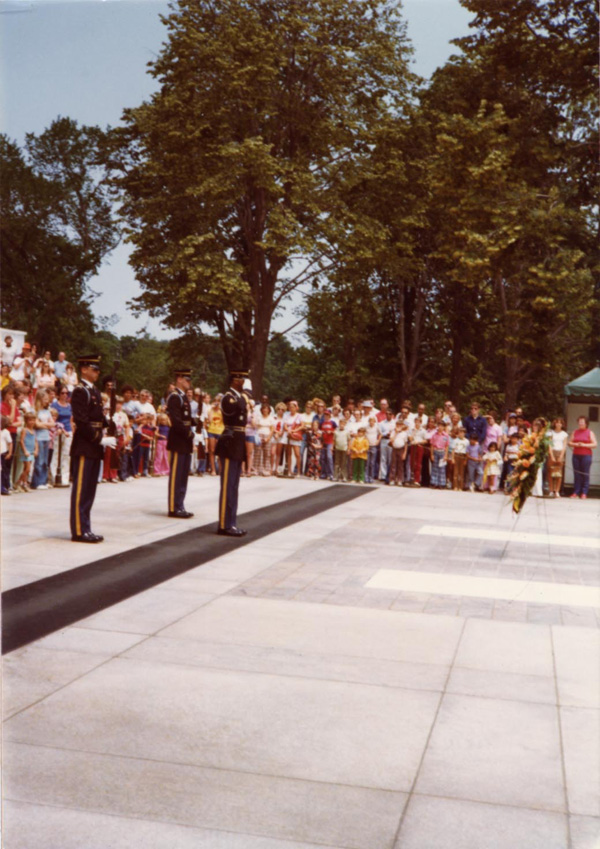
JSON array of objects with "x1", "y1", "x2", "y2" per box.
[
  {"x1": 1, "y1": 119, "x2": 119, "y2": 354},
  {"x1": 114, "y1": 0, "x2": 413, "y2": 392}
]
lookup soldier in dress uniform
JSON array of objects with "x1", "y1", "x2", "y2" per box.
[
  {"x1": 70, "y1": 354, "x2": 116, "y2": 542},
  {"x1": 166, "y1": 367, "x2": 195, "y2": 518},
  {"x1": 215, "y1": 368, "x2": 250, "y2": 536}
]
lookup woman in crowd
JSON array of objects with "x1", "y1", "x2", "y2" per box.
[
  {"x1": 569, "y1": 415, "x2": 597, "y2": 500},
  {"x1": 61, "y1": 363, "x2": 78, "y2": 394},
  {"x1": 548, "y1": 417, "x2": 568, "y2": 497},
  {"x1": 35, "y1": 360, "x2": 56, "y2": 394},
  {"x1": 50, "y1": 387, "x2": 73, "y2": 486},
  {"x1": 206, "y1": 395, "x2": 224, "y2": 475},
  {"x1": 284, "y1": 400, "x2": 303, "y2": 477},
  {"x1": 255, "y1": 402, "x2": 275, "y2": 475},
  {"x1": 1, "y1": 385, "x2": 22, "y2": 489},
  {"x1": 31, "y1": 391, "x2": 53, "y2": 489}
]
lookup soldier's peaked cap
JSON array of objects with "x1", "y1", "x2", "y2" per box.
[
  {"x1": 78, "y1": 354, "x2": 101, "y2": 368},
  {"x1": 175, "y1": 367, "x2": 192, "y2": 378},
  {"x1": 230, "y1": 367, "x2": 249, "y2": 379}
]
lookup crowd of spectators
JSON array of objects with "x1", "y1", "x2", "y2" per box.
[{"x1": 0, "y1": 336, "x2": 596, "y2": 499}]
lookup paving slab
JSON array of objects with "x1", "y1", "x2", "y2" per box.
[
  {"x1": 5, "y1": 657, "x2": 440, "y2": 793},
  {"x1": 122, "y1": 635, "x2": 449, "y2": 692},
  {"x1": 3, "y1": 800, "x2": 343, "y2": 849},
  {"x1": 416, "y1": 693, "x2": 565, "y2": 811},
  {"x1": 561, "y1": 707, "x2": 600, "y2": 816},
  {"x1": 5, "y1": 743, "x2": 405, "y2": 849},
  {"x1": 553, "y1": 626, "x2": 600, "y2": 708},
  {"x1": 157, "y1": 595, "x2": 465, "y2": 666},
  {"x1": 395, "y1": 795, "x2": 568, "y2": 849}
]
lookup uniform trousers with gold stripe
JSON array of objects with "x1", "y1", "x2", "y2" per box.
[
  {"x1": 168, "y1": 451, "x2": 191, "y2": 513},
  {"x1": 70, "y1": 456, "x2": 101, "y2": 537},
  {"x1": 219, "y1": 457, "x2": 242, "y2": 530}
]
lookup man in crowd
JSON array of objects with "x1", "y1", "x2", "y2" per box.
[
  {"x1": 464, "y1": 401, "x2": 488, "y2": 444},
  {"x1": 1, "y1": 335, "x2": 17, "y2": 367},
  {"x1": 54, "y1": 352, "x2": 69, "y2": 381}
]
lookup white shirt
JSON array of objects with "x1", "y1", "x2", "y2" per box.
[
  {"x1": 390, "y1": 430, "x2": 408, "y2": 449},
  {"x1": 9, "y1": 356, "x2": 30, "y2": 381},
  {"x1": 551, "y1": 430, "x2": 568, "y2": 452},
  {"x1": 1, "y1": 344, "x2": 17, "y2": 367},
  {"x1": 1, "y1": 428, "x2": 12, "y2": 454}
]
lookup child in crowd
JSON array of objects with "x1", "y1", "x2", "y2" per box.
[
  {"x1": 16, "y1": 412, "x2": 37, "y2": 492},
  {"x1": 153, "y1": 412, "x2": 171, "y2": 476},
  {"x1": 139, "y1": 414, "x2": 157, "y2": 477},
  {"x1": 1, "y1": 415, "x2": 13, "y2": 495},
  {"x1": 333, "y1": 418, "x2": 350, "y2": 481},
  {"x1": 483, "y1": 441, "x2": 503, "y2": 493},
  {"x1": 389, "y1": 421, "x2": 409, "y2": 485},
  {"x1": 446, "y1": 426, "x2": 457, "y2": 489},
  {"x1": 408, "y1": 416, "x2": 427, "y2": 487},
  {"x1": 349, "y1": 426, "x2": 369, "y2": 483},
  {"x1": 451, "y1": 426, "x2": 468, "y2": 491},
  {"x1": 503, "y1": 432, "x2": 521, "y2": 492},
  {"x1": 466, "y1": 434, "x2": 484, "y2": 492},
  {"x1": 32, "y1": 390, "x2": 53, "y2": 490},
  {"x1": 306, "y1": 419, "x2": 322, "y2": 480},
  {"x1": 429, "y1": 422, "x2": 450, "y2": 489}
]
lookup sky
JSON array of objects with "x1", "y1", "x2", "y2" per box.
[{"x1": 1, "y1": 0, "x2": 472, "y2": 341}]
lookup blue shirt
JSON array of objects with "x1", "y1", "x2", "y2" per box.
[
  {"x1": 464, "y1": 414, "x2": 487, "y2": 444},
  {"x1": 51, "y1": 400, "x2": 73, "y2": 433},
  {"x1": 54, "y1": 360, "x2": 68, "y2": 379}
]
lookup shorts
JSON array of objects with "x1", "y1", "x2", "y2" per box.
[
  {"x1": 206, "y1": 432, "x2": 221, "y2": 440},
  {"x1": 21, "y1": 452, "x2": 34, "y2": 463}
]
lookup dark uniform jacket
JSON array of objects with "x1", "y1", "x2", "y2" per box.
[
  {"x1": 215, "y1": 388, "x2": 247, "y2": 462},
  {"x1": 166, "y1": 389, "x2": 194, "y2": 454},
  {"x1": 71, "y1": 381, "x2": 110, "y2": 459}
]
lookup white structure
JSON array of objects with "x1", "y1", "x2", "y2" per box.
[
  {"x1": 564, "y1": 364, "x2": 600, "y2": 488},
  {"x1": 1, "y1": 327, "x2": 27, "y2": 355}
]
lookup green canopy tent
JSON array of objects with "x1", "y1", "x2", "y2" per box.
[
  {"x1": 564, "y1": 364, "x2": 600, "y2": 488},
  {"x1": 564, "y1": 364, "x2": 600, "y2": 402}
]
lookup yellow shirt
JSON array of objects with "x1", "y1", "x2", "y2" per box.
[
  {"x1": 207, "y1": 407, "x2": 224, "y2": 435},
  {"x1": 350, "y1": 435, "x2": 368, "y2": 460}
]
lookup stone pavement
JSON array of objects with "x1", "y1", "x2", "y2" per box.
[{"x1": 2, "y1": 475, "x2": 599, "y2": 848}]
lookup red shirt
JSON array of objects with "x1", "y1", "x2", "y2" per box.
[
  {"x1": 0, "y1": 400, "x2": 19, "y2": 433},
  {"x1": 321, "y1": 420, "x2": 337, "y2": 445},
  {"x1": 573, "y1": 428, "x2": 593, "y2": 456}
]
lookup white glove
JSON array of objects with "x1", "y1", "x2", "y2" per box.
[{"x1": 101, "y1": 436, "x2": 117, "y2": 449}]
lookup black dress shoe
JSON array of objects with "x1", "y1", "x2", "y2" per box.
[
  {"x1": 232, "y1": 527, "x2": 247, "y2": 536},
  {"x1": 72, "y1": 532, "x2": 103, "y2": 543},
  {"x1": 168, "y1": 510, "x2": 194, "y2": 518},
  {"x1": 217, "y1": 527, "x2": 245, "y2": 537}
]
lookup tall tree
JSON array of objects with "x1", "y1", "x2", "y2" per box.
[
  {"x1": 1, "y1": 119, "x2": 119, "y2": 353},
  {"x1": 115, "y1": 0, "x2": 413, "y2": 394}
]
